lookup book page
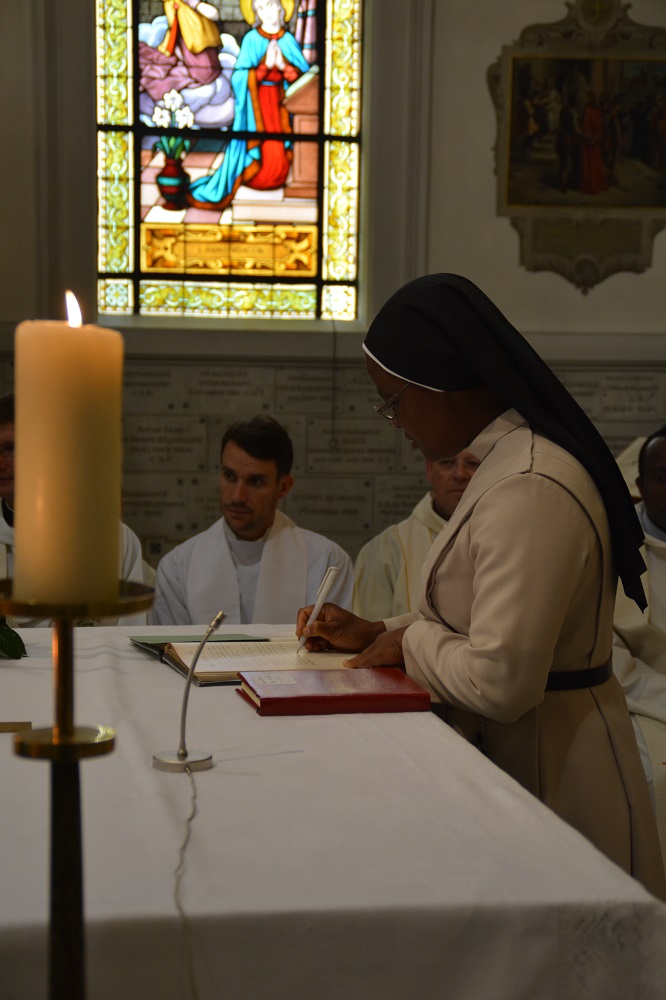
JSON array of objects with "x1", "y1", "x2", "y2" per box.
[
  {"x1": 170, "y1": 641, "x2": 349, "y2": 675},
  {"x1": 284, "y1": 64, "x2": 319, "y2": 101}
]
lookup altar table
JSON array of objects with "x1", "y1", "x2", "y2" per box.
[{"x1": 1, "y1": 625, "x2": 665, "y2": 999}]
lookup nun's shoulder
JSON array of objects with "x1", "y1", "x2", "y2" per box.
[
  {"x1": 530, "y1": 433, "x2": 602, "y2": 508},
  {"x1": 487, "y1": 424, "x2": 600, "y2": 505}
]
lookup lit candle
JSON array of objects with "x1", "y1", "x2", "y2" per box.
[{"x1": 13, "y1": 294, "x2": 124, "y2": 604}]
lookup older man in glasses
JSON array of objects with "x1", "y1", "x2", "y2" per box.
[
  {"x1": 353, "y1": 450, "x2": 480, "y2": 620},
  {"x1": 353, "y1": 380, "x2": 480, "y2": 619}
]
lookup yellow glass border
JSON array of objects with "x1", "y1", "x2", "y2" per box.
[
  {"x1": 325, "y1": 0, "x2": 362, "y2": 137},
  {"x1": 139, "y1": 281, "x2": 318, "y2": 320},
  {"x1": 321, "y1": 284, "x2": 356, "y2": 321},
  {"x1": 96, "y1": 0, "x2": 133, "y2": 126},
  {"x1": 322, "y1": 140, "x2": 358, "y2": 282},
  {"x1": 98, "y1": 278, "x2": 134, "y2": 315},
  {"x1": 97, "y1": 131, "x2": 134, "y2": 274}
]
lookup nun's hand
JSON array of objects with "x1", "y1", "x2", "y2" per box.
[
  {"x1": 343, "y1": 626, "x2": 409, "y2": 669},
  {"x1": 296, "y1": 603, "x2": 385, "y2": 652}
]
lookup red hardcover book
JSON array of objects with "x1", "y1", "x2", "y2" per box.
[{"x1": 236, "y1": 668, "x2": 431, "y2": 716}]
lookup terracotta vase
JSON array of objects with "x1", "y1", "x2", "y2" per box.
[{"x1": 156, "y1": 156, "x2": 190, "y2": 210}]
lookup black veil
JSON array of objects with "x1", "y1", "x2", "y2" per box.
[{"x1": 364, "y1": 274, "x2": 646, "y2": 609}]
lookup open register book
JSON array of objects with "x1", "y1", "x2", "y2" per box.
[{"x1": 130, "y1": 634, "x2": 350, "y2": 686}]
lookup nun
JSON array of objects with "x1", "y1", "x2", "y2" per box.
[{"x1": 297, "y1": 273, "x2": 666, "y2": 899}]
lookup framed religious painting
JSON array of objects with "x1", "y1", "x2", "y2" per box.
[
  {"x1": 488, "y1": 0, "x2": 666, "y2": 292},
  {"x1": 96, "y1": 0, "x2": 362, "y2": 320}
]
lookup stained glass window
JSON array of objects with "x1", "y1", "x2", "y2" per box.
[{"x1": 96, "y1": 1, "x2": 362, "y2": 321}]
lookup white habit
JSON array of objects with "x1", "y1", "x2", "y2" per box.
[
  {"x1": 613, "y1": 502, "x2": 666, "y2": 723},
  {"x1": 152, "y1": 509, "x2": 354, "y2": 626},
  {"x1": 613, "y1": 501, "x2": 666, "y2": 869},
  {"x1": 353, "y1": 492, "x2": 445, "y2": 620}
]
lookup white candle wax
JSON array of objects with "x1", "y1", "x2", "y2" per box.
[{"x1": 13, "y1": 318, "x2": 124, "y2": 604}]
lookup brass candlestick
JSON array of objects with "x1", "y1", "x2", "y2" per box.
[{"x1": 0, "y1": 580, "x2": 154, "y2": 1000}]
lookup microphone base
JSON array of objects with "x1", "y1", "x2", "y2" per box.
[{"x1": 152, "y1": 749, "x2": 213, "y2": 772}]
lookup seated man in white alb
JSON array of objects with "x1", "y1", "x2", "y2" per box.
[
  {"x1": 613, "y1": 426, "x2": 666, "y2": 865},
  {"x1": 152, "y1": 415, "x2": 354, "y2": 625},
  {"x1": 353, "y1": 450, "x2": 480, "y2": 620},
  {"x1": 0, "y1": 392, "x2": 147, "y2": 626}
]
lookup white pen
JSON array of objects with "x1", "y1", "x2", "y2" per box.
[{"x1": 298, "y1": 565, "x2": 339, "y2": 649}]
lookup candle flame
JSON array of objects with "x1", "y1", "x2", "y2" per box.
[{"x1": 65, "y1": 291, "x2": 83, "y2": 327}]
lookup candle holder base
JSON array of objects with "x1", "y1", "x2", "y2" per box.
[
  {"x1": 0, "y1": 578, "x2": 155, "y2": 619},
  {"x1": 15, "y1": 725, "x2": 116, "y2": 761},
  {"x1": 153, "y1": 749, "x2": 213, "y2": 772}
]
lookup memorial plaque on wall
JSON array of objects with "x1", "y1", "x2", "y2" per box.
[
  {"x1": 122, "y1": 471, "x2": 219, "y2": 534},
  {"x1": 372, "y1": 475, "x2": 430, "y2": 534},
  {"x1": 305, "y1": 417, "x2": 396, "y2": 475},
  {"x1": 284, "y1": 477, "x2": 374, "y2": 535},
  {"x1": 554, "y1": 369, "x2": 604, "y2": 421},
  {"x1": 123, "y1": 414, "x2": 208, "y2": 473},
  {"x1": 125, "y1": 362, "x2": 276, "y2": 417},
  {"x1": 598, "y1": 371, "x2": 664, "y2": 422},
  {"x1": 274, "y1": 416, "x2": 307, "y2": 475},
  {"x1": 554, "y1": 366, "x2": 665, "y2": 454},
  {"x1": 339, "y1": 367, "x2": 382, "y2": 417},
  {"x1": 187, "y1": 365, "x2": 275, "y2": 416},
  {"x1": 124, "y1": 365, "x2": 181, "y2": 412},
  {"x1": 274, "y1": 367, "x2": 336, "y2": 415}
]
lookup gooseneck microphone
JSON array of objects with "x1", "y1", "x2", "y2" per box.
[{"x1": 152, "y1": 610, "x2": 226, "y2": 772}]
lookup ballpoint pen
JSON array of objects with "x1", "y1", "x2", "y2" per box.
[{"x1": 298, "y1": 565, "x2": 339, "y2": 649}]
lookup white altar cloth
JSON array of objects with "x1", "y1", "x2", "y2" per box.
[{"x1": 1, "y1": 625, "x2": 665, "y2": 999}]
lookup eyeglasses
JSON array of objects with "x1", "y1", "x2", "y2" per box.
[{"x1": 373, "y1": 381, "x2": 410, "y2": 421}]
